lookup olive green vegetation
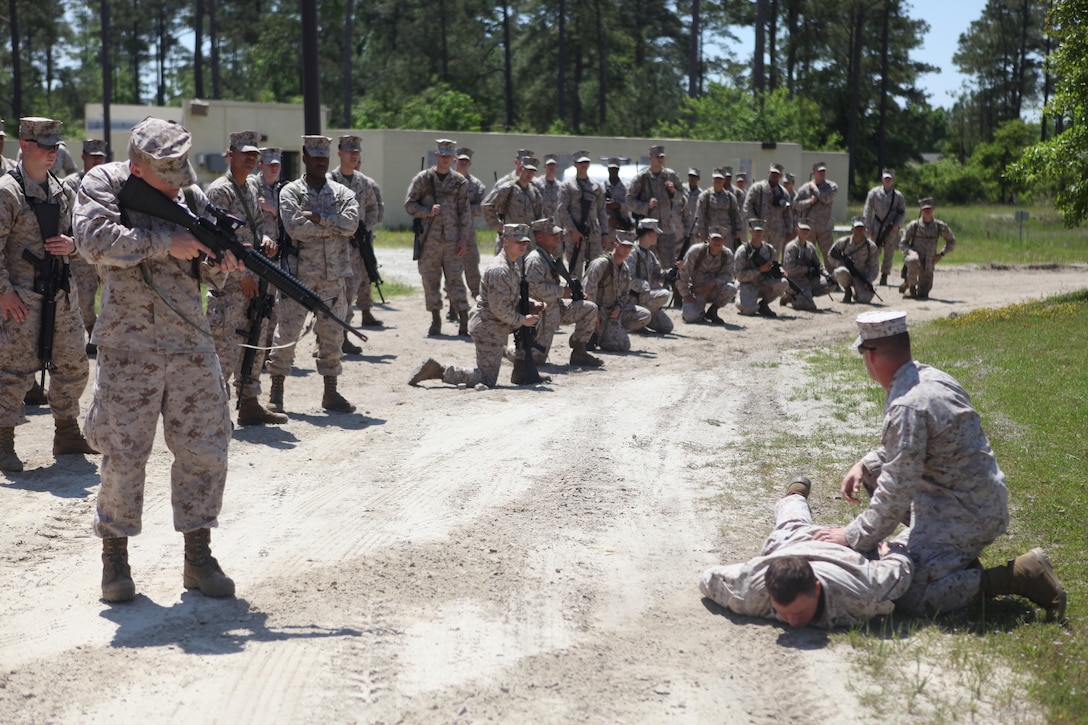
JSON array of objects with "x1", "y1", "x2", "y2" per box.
[
  {"x1": 372, "y1": 229, "x2": 416, "y2": 250},
  {"x1": 799, "y1": 292, "x2": 1087, "y2": 722},
  {"x1": 847, "y1": 203, "x2": 1088, "y2": 267}
]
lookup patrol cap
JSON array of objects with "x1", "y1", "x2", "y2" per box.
[
  {"x1": 302, "y1": 135, "x2": 332, "y2": 157},
  {"x1": 456, "y1": 146, "x2": 474, "y2": 160},
  {"x1": 607, "y1": 157, "x2": 621, "y2": 168},
  {"x1": 785, "y1": 172, "x2": 796, "y2": 183},
  {"x1": 649, "y1": 145, "x2": 665, "y2": 157},
  {"x1": 813, "y1": 161, "x2": 827, "y2": 172},
  {"x1": 531, "y1": 217, "x2": 563, "y2": 235},
  {"x1": 229, "y1": 130, "x2": 260, "y2": 153},
  {"x1": 735, "y1": 172, "x2": 747, "y2": 182},
  {"x1": 919, "y1": 197, "x2": 935, "y2": 209},
  {"x1": 19, "y1": 117, "x2": 62, "y2": 146},
  {"x1": 614, "y1": 230, "x2": 636, "y2": 246},
  {"x1": 435, "y1": 139, "x2": 457, "y2": 157},
  {"x1": 853, "y1": 310, "x2": 907, "y2": 349},
  {"x1": 82, "y1": 139, "x2": 107, "y2": 156},
  {"x1": 749, "y1": 218, "x2": 766, "y2": 231},
  {"x1": 516, "y1": 148, "x2": 534, "y2": 158},
  {"x1": 259, "y1": 147, "x2": 282, "y2": 165},
  {"x1": 521, "y1": 157, "x2": 540, "y2": 171},
  {"x1": 688, "y1": 167, "x2": 701, "y2": 177},
  {"x1": 769, "y1": 162, "x2": 784, "y2": 175},
  {"x1": 712, "y1": 166, "x2": 731, "y2": 178},
  {"x1": 128, "y1": 117, "x2": 198, "y2": 187},
  {"x1": 503, "y1": 223, "x2": 532, "y2": 242},
  {"x1": 882, "y1": 168, "x2": 895, "y2": 179},
  {"x1": 543, "y1": 153, "x2": 559, "y2": 165},
  {"x1": 573, "y1": 150, "x2": 591, "y2": 163},
  {"x1": 338, "y1": 135, "x2": 363, "y2": 152},
  {"x1": 707, "y1": 227, "x2": 726, "y2": 239},
  {"x1": 852, "y1": 216, "x2": 866, "y2": 228},
  {"x1": 797, "y1": 222, "x2": 811, "y2": 231},
  {"x1": 637, "y1": 218, "x2": 661, "y2": 233}
]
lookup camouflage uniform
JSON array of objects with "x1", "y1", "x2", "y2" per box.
[
  {"x1": 626, "y1": 167, "x2": 684, "y2": 268},
  {"x1": 441, "y1": 248, "x2": 526, "y2": 388},
  {"x1": 734, "y1": 241, "x2": 787, "y2": 314},
  {"x1": 0, "y1": 155, "x2": 15, "y2": 174},
  {"x1": 626, "y1": 243, "x2": 673, "y2": 333},
  {"x1": 204, "y1": 172, "x2": 269, "y2": 399},
  {"x1": 681, "y1": 179, "x2": 702, "y2": 239},
  {"x1": 677, "y1": 242, "x2": 736, "y2": 323},
  {"x1": 462, "y1": 171, "x2": 487, "y2": 296},
  {"x1": 604, "y1": 174, "x2": 630, "y2": 249},
  {"x1": 329, "y1": 168, "x2": 381, "y2": 314},
  {"x1": 524, "y1": 246, "x2": 598, "y2": 363},
  {"x1": 692, "y1": 188, "x2": 742, "y2": 243},
  {"x1": 405, "y1": 168, "x2": 472, "y2": 312},
  {"x1": 830, "y1": 233, "x2": 880, "y2": 303},
  {"x1": 863, "y1": 182, "x2": 906, "y2": 278},
  {"x1": 61, "y1": 171, "x2": 101, "y2": 334},
  {"x1": 700, "y1": 493, "x2": 913, "y2": 628},
  {"x1": 743, "y1": 180, "x2": 794, "y2": 259},
  {"x1": 557, "y1": 176, "x2": 608, "y2": 272},
  {"x1": 535, "y1": 176, "x2": 562, "y2": 221},
  {"x1": 0, "y1": 163, "x2": 88, "y2": 427},
  {"x1": 583, "y1": 253, "x2": 650, "y2": 351},
  {"x1": 483, "y1": 181, "x2": 543, "y2": 234},
  {"x1": 782, "y1": 238, "x2": 834, "y2": 311},
  {"x1": 267, "y1": 176, "x2": 358, "y2": 378},
  {"x1": 793, "y1": 177, "x2": 838, "y2": 268},
  {"x1": 900, "y1": 216, "x2": 955, "y2": 299},
  {"x1": 74, "y1": 161, "x2": 231, "y2": 536},
  {"x1": 845, "y1": 361, "x2": 1009, "y2": 616}
]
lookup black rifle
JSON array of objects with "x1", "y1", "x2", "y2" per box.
[
  {"x1": 772, "y1": 183, "x2": 792, "y2": 210},
  {"x1": 766, "y1": 258, "x2": 808, "y2": 302},
  {"x1": 272, "y1": 178, "x2": 298, "y2": 275},
  {"x1": 411, "y1": 157, "x2": 432, "y2": 261},
  {"x1": 352, "y1": 227, "x2": 385, "y2": 304},
  {"x1": 834, "y1": 246, "x2": 884, "y2": 302},
  {"x1": 235, "y1": 275, "x2": 276, "y2": 409},
  {"x1": 510, "y1": 257, "x2": 544, "y2": 385},
  {"x1": 563, "y1": 235, "x2": 586, "y2": 302},
  {"x1": 118, "y1": 174, "x2": 367, "y2": 343},
  {"x1": 665, "y1": 215, "x2": 700, "y2": 306},
  {"x1": 20, "y1": 199, "x2": 67, "y2": 390}
]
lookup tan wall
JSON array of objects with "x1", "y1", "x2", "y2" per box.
[{"x1": 84, "y1": 100, "x2": 848, "y2": 226}]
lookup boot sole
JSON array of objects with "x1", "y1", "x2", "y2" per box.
[{"x1": 102, "y1": 582, "x2": 136, "y2": 603}]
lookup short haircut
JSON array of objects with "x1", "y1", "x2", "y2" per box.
[
  {"x1": 637, "y1": 226, "x2": 656, "y2": 238},
  {"x1": 870, "y1": 331, "x2": 911, "y2": 357},
  {"x1": 764, "y1": 556, "x2": 818, "y2": 606}
]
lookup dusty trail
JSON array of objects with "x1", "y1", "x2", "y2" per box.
[{"x1": 1, "y1": 259, "x2": 1084, "y2": 723}]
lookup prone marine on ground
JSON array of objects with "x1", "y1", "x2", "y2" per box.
[
  {"x1": 814, "y1": 311, "x2": 1066, "y2": 621},
  {"x1": 409, "y1": 223, "x2": 545, "y2": 389},
  {"x1": 678, "y1": 226, "x2": 737, "y2": 325}
]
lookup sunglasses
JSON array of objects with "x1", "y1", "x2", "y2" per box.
[
  {"x1": 857, "y1": 345, "x2": 876, "y2": 355},
  {"x1": 34, "y1": 141, "x2": 60, "y2": 152}
]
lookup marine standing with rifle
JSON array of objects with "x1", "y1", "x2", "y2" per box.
[
  {"x1": 792, "y1": 161, "x2": 839, "y2": 270},
  {"x1": 863, "y1": 169, "x2": 907, "y2": 287},
  {"x1": 330, "y1": 134, "x2": 384, "y2": 335},
  {"x1": 556, "y1": 150, "x2": 608, "y2": 276},
  {"x1": 0, "y1": 117, "x2": 97, "y2": 472},
  {"x1": 743, "y1": 163, "x2": 795, "y2": 262},
  {"x1": 455, "y1": 147, "x2": 487, "y2": 301},
  {"x1": 604, "y1": 157, "x2": 631, "y2": 252},
  {"x1": 692, "y1": 167, "x2": 742, "y2": 247},
  {"x1": 405, "y1": 139, "x2": 472, "y2": 337},
  {"x1": 73, "y1": 116, "x2": 241, "y2": 602},
  {"x1": 61, "y1": 138, "x2": 109, "y2": 355},
  {"x1": 899, "y1": 197, "x2": 955, "y2": 300},
  {"x1": 267, "y1": 135, "x2": 360, "y2": 415},
  {"x1": 204, "y1": 130, "x2": 287, "y2": 427},
  {"x1": 830, "y1": 218, "x2": 880, "y2": 304},
  {"x1": 625, "y1": 145, "x2": 684, "y2": 270},
  {"x1": 408, "y1": 224, "x2": 544, "y2": 389}
]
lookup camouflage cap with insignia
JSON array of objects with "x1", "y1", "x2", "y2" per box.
[
  {"x1": 302, "y1": 135, "x2": 332, "y2": 157},
  {"x1": 649, "y1": 145, "x2": 666, "y2": 157},
  {"x1": 712, "y1": 166, "x2": 732, "y2": 178},
  {"x1": 735, "y1": 172, "x2": 747, "y2": 182},
  {"x1": 128, "y1": 117, "x2": 198, "y2": 187},
  {"x1": 435, "y1": 139, "x2": 457, "y2": 157},
  {"x1": 338, "y1": 135, "x2": 363, "y2": 152},
  {"x1": 259, "y1": 147, "x2": 282, "y2": 165},
  {"x1": 882, "y1": 168, "x2": 895, "y2": 179},
  {"x1": 785, "y1": 172, "x2": 796, "y2": 183},
  {"x1": 769, "y1": 162, "x2": 784, "y2": 175},
  {"x1": 688, "y1": 167, "x2": 701, "y2": 177},
  {"x1": 19, "y1": 117, "x2": 62, "y2": 146},
  {"x1": 852, "y1": 216, "x2": 866, "y2": 227},
  {"x1": 615, "y1": 230, "x2": 636, "y2": 246},
  {"x1": 229, "y1": 130, "x2": 260, "y2": 153},
  {"x1": 749, "y1": 218, "x2": 766, "y2": 231},
  {"x1": 456, "y1": 146, "x2": 474, "y2": 160},
  {"x1": 543, "y1": 153, "x2": 559, "y2": 165},
  {"x1": 853, "y1": 310, "x2": 908, "y2": 349},
  {"x1": 573, "y1": 150, "x2": 591, "y2": 163},
  {"x1": 813, "y1": 161, "x2": 828, "y2": 172},
  {"x1": 516, "y1": 148, "x2": 534, "y2": 159},
  {"x1": 531, "y1": 217, "x2": 563, "y2": 235},
  {"x1": 637, "y1": 217, "x2": 661, "y2": 233},
  {"x1": 607, "y1": 157, "x2": 621, "y2": 168},
  {"x1": 919, "y1": 197, "x2": 935, "y2": 209},
  {"x1": 797, "y1": 221, "x2": 812, "y2": 231},
  {"x1": 503, "y1": 223, "x2": 532, "y2": 241},
  {"x1": 707, "y1": 227, "x2": 726, "y2": 239},
  {"x1": 521, "y1": 157, "x2": 540, "y2": 171},
  {"x1": 82, "y1": 139, "x2": 107, "y2": 156}
]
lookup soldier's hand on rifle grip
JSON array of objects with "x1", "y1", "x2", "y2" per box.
[
  {"x1": 260, "y1": 236, "x2": 278, "y2": 257},
  {"x1": 0, "y1": 290, "x2": 29, "y2": 323},
  {"x1": 169, "y1": 230, "x2": 208, "y2": 261},
  {"x1": 240, "y1": 274, "x2": 259, "y2": 299},
  {"x1": 44, "y1": 234, "x2": 76, "y2": 256},
  {"x1": 759, "y1": 261, "x2": 774, "y2": 274},
  {"x1": 522, "y1": 314, "x2": 540, "y2": 327}
]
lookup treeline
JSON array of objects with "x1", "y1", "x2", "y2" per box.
[{"x1": 0, "y1": 0, "x2": 1070, "y2": 203}]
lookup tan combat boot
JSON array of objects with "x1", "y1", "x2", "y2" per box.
[
  {"x1": 359, "y1": 309, "x2": 383, "y2": 327},
  {"x1": 569, "y1": 342, "x2": 603, "y2": 368},
  {"x1": 183, "y1": 528, "x2": 235, "y2": 598},
  {"x1": 408, "y1": 358, "x2": 446, "y2": 386},
  {"x1": 981, "y1": 548, "x2": 1067, "y2": 622},
  {"x1": 0, "y1": 426, "x2": 23, "y2": 472},
  {"x1": 428, "y1": 310, "x2": 442, "y2": 337},
  {"x1": 268, "y1": 375, "x2": 286, "y2": 413},
  {"x1": 785, "y1": 476, "x2": 812, "y2": 499},
  {"x1": 237, "y1": 396, "x2": 288, "y2": 426},
  {"x1": 53, "y1": 418, "x2": 99, "y2": 456},
  {"x1": 321, "y1": 376, "x2": 356, "y2": 413},
  {"x1": 102, "y1": 537, "x2": 136, "y2": 602}
]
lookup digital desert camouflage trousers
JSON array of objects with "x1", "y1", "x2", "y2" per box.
[
  {"x1": 736, "y1": 278, "x2": 788, "y2": 314},
  {"x1": 68, "y1": 254, "x2": 100, "y2": 331},
  {"x1": 418, "y1": 238, "x2": 469, "y2": 313},
  {"x1": 631, "y1": 288, "x2": 673, "y2": 333},
  {"x1": 85, "y1": 347, "x2": 231, "y2": 537},
  {"x1": 206, "y1": 284, "x2": 264, "y2": 399},
  {"x1": 597, "y1": 303, "x2": 651, "y2": 352},
  {"x1": 267, "y1": 278, "x2": 350, "y2": 378},
  {"x1": 681, "y1": 281, "x2": 736, "y2": 323},
  {"x1": 534, "y1": 298, "x2": 598, "y2": 363},
  {"x1": 0, "y1": 292, "x2": 88, "y2": 427},
  {"x1": 347, "y1": 247, "x2": 375, "y2": 312},
  {"x1": 890, "y1": 529, "x2": 987, "y2": 617},
  {"x1": 442, "y1": 317, "x2": 512, "y2": 388}
]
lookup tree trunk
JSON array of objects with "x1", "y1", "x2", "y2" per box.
[
  {"x1": 102, "y1": 0, "x2": 112, "y2": 158},
  {"x1": 785, "y1": 0, "x2": 798, "y2": 95},
  {"x1": 876, "y1": 0, "x2": 891, "y2": 175},
  {"x1": 846, "y1": 2, "x2": 866, "y2": 190},
  {"x1": 688, "y1": 0, "x2": 700, "y2": 97},
  {"x1": 194, "y1": 0, "x2": 205, "y2": 98},
  {"x1": 439, "y1": 0, "x2": 449, "y2": 81},
  {"x1": 156, "y1": 9, "x2": 167, "y2": 107},
  {"x1": 557, "y1": 0, "x2": 566, "y2": 121},
  {"x1": 502, "y1": 1, "x2": 514, "y2": 131},
  {"x1": 8, "y1": 0, "x2": 20, "y2": 119},
  {"x1": 596, "y1": 0, "x2": 606, "y2": 127},
  {"x1": 342, "y1": 0, "x2": 353, "y2": 127},
  {"x1": 1041, "y1": 3, "x2": 1051, "y2": 141},
  {"x1": 209, "y1": 0, "x2": 220, "y2": 99},
  {"x1": 753, "y1": 0, "x2": 766, "y2": 93},
  {"x1": 768, "y1": 0, "x2": 778, "y2": 92},
  {"x1": 572, "y1": 47, "x2": 583, "y2": 134},
  {"x1": 131, "y1": 15, "x2": 140, "y2": 104}
]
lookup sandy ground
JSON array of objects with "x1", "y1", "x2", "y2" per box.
[{"x1": 1, "y1": 253, "x2": 1084, "y2": 724}]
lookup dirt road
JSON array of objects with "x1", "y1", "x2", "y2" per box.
[{"x1": 1, "y1": 258, "x2": 1084, "y2": 723}]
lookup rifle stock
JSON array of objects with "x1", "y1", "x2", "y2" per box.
[
  {"x1": 510, "y1": 257, "x2": 544, "y2": 385},
  {"x1": 118, "y1": 174, "x2": 366, "y2": 343}
]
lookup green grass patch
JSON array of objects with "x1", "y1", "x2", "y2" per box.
[
  {"x1": 372, "y1": 280, "x2": 415, "y2": 298},
  {"x1": 373, "y1": 228, "x2": 415, "y2": 249},
  {"x1": 847, "y1": 203, "x2": 1088, "y2": 266}
]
